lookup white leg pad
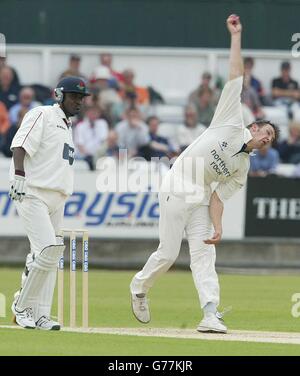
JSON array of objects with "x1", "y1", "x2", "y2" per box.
[
  {"x1": 36, "y1": 270, "x2": 57, "y2": 321},
  {"x1": 15, "y1": 244, "x2": 65, "y2": 313},
  {"x1": 35, "y1": 236, "x2": 65, "y2": 320}
]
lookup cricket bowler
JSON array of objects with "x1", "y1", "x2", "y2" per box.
[{"x1": 130, "y1": 15, "x2": 279, "y2": 333}]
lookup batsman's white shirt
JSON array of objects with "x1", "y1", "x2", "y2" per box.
[
  {"x1": 10, "y1": 104, "x2": 74, "y2": 196},
  {"x1": 164, "y1": 75, "x2": 251, "y2": 204}
]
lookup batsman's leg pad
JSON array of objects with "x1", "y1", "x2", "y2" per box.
[
  {"x1": 36, "y1": 270, "x2": 57, "y2": 321},
  {"x1": 13, "y1": 252, "x2": 34, "y2": 306},
  {"x1": 15, "y1": 244, "x2": 65, "y2": 313},
  {"x1": 56, "y1": 235, "x2": 64, "y2": 246}
]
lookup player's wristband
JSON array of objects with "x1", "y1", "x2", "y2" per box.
[{"x1": 15, "y1": 169, "x2": 25, "y2": 177}]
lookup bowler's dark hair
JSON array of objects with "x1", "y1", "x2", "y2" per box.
[{"x1": 247, "y1": 120, "x2": 280, "y2": 145}]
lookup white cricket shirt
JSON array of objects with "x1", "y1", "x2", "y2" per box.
[
  {"x1": 163, "y1": 76, "x2": 252, "y2": 204},
  {"x1": 10, "y1": 104, "x2": 75, "y2": 195}
]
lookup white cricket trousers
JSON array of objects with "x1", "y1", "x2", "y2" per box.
[
  {"x1": 130, "y1": 191, "x2": 220, "y2": 309},
  {"x1": 14, "y1": 187, "x2": 67, "y2": 319}
]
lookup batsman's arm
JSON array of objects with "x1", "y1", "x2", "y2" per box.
[
  {"x1": 9, "y1": 147, "x2": 26, "y2": 201},
  {"x1": 12, "y1": 147, "x2": 26, "y2": 173},
  {"x1": 227, "y1": 14, "x2": 244, "y2": 81},
  {"x1": 204, "y1": 191, "x2": 223, "y2": 245}
]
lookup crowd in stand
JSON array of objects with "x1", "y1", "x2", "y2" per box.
[{"x1": 1, "y1": 53, "x2": 300, "y2": 177}]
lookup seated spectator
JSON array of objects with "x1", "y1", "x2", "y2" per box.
[
  {"x1": 277, "y1": 121, "x2": 300, "y2": 164},
  {"x1": 0, "y1": 100, "x2": 10, "y2": 150},
  {"x1": 59, "y1": 54, "x2": 86, "y2": 80},
  {"x1": 98, "y1": 52, "x2": 124, "y2": 88},
  {"x1": 189, "y1": 71, "x2": 219, "y2": 104},
  {"x1": 95, "y1": 130, "x2": 120, "y2": 159},
  {"x1": 9, "y1": 87, "x2": 40, "y2": 125},
  {"x1": 115, "y1": 106, "x2": 150, "y2": 158},
  {"x1": 146, "y1": 116, "x2": 173, "y2": 159},
  {"x1": 1, "y1": 107, "x2": 28, "y2": 157},
  {"x1": 74, "y1": 105, "x2": 109, "y2": 170},
  {"x1": 175, "y1": 104, "x2": 206, "y2": 152},
  {"x1": 191, "y1": 88, "x2": 215, "y2": 127},
  {"x1": 249, "y1": 144, "x2": 279, "y2": 176},
  {"x1": 120, "y1": 69, "x2": 150, "y2": 107},
  {"x1": 91, "y1": 65, "x2": 122, "y2": 118},
  {"x1": 241, "y1": 74, "x2": 265, "y2": 119},
  {"x1": 0, "y1": 56, "x2": 20, "y2": 88},
  {"x1": 0, "y1": 66, "x2": 21, "y2": 109},
  {"x1": 111, "y1": 90, "x2": 137, "y2": 126},
  {"x1": 244, "y1": 57, "x2": 265, "y2": 103},
  {"x1": 272, "y1": 61, "x2": 300, "y2": 116}
]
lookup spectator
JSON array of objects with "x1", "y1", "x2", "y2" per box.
[
  {"x1": 193, "y1": 87, "x2": 215, "y2": 127},
  {"x1": 74, "y1": 105, "x2": 109, "y2": 170},
  {"x1": 99, "y1": 52, "x2": 124, "y2": 87},
  {"x1": 0, "y1": 100, "x2": 10, "y2": 150},
  {"x1": 111, "y1": 90, "x2": 138, "y2": 126},
  {"x1": 243, "y1": 57, "x2": 265, "y2": 103},
  {"x1": 120, "y1": 69, "x2": 150, "y2": 107},
  {"x1": 277, "y1": 121, "x2": 300, "y2": 164},
  {"x1": 59, "y1": 54, "x2": 86, "y2": 80},
  {"x1": 96, "y1": 130, "x2": 120, "y2": 159},
  {"x1": 175, "y1": 104, "x2": 206, "y2": 151},
  {"x1": 9, "y1": 87, "x2": 40, "y2": 125},
  {"x1": 272, "y1": 61, "x2": 300, "y2": 116},
  {"x1": 1, "y1": 107, "x2": 28, "y2": 158},
  {"x1": 146, "y1": 116, "x2": 173, "y2": 159},
  {"x1": 249, "y1": 144, "x2": 279, "y2": 176},
  {"x1": 189, "y1": 71, "x2": 218, "y2": 104},
  {"x1": 115, "y1": 107, "x2": 150, "y2": 158},
  {"x1": 91, "y1": 65, "x2": 122, "y2": 117},
  {"x1": 0, "y1": 56, "x2": 20, "y2": 88},
  {"x1": 0, "y1": 66, "x2": 21, "y2": 109},
  {"x1": 241, "y1": 74, "x2": 265, "y2": 119}
]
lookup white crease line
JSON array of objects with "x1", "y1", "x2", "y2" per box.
[{"x1": 1, "y1": 325, "x2": 300, "y2": 345}]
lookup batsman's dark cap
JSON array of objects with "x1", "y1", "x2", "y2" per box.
[{"x1": 56, "y1": 76, "x2": 90, "y2": 96}]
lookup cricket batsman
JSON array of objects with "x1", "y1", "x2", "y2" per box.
[
  {"x1": 9, "y1": 77, "x2": 90, "y2": 330},
  {"x1": 130, "y1": 15, "x2": 279, "y2": 333}
]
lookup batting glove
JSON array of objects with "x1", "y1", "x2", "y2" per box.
[{"x1": 9, "y1": 171, "x2": 26, "y2": 202}]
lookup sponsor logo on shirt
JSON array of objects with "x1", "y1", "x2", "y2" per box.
[
  {"x1": 63, "y1": 143, "x2": 75, "y2": 165},
  {"x1": 218, "y1": 141, "x2": 228, "y2": 151},
  {"x1": 57, "y1": 125, "x2": 67, "y2": 131},
  {"x1": 210, "y1": 149, "x2": 231, "y2": 177}
]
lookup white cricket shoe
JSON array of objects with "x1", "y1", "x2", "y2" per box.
[
  {"x1": 36, "y1": 316, "x2": 60, "y2": 331},
  {"x1": 197, "y1": 313, "x2": 227, "y2": 334},
  {"x1": 12, "y1": 303, "x2": 36, "y2": 329},
  {"x1": 131, "y1": 293, "x2": 150, "y2": 323}
]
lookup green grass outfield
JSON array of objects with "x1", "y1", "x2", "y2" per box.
[{"x1": 1, "y1": 267, "x2": 300, "y2": 355}]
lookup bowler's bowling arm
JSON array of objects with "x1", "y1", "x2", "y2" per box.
[{"x1": 228, "y1": 19, "x2": 244, "y2": 81}]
